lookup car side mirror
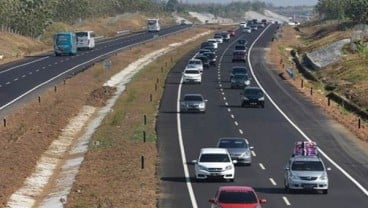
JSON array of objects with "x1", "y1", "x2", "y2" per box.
[
  {"x1": 192, "y1": 160, "x2": 198, "y2": 164},
  {"x1": 208, "y1": 198, "x2": 216, "y2": 204},
  {"x1": 327, "y1": 167, "x2": 331, "y2": 171},
  {"x1": 260, "y1": 198, "x2": 267, "y2": 204},
  {"x1": 285, "y1": 167, "x2": 290, "y2": 170},
  {"x1": 249, "y1": 146, "x2": 254, "y2": 150},
  {"x1": 204, "y1": 99, "x2": 208, "y2": 102},
  {"x1": 232, "y1": 160, "x2": 238, "y2": 164}
]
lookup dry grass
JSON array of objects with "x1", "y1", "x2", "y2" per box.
[{"x1": 268, "y1": 25, "x2": 368, "y2": 145}]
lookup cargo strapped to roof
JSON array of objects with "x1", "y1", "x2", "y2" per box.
[{"x1": 292, "y1": 141, "x2": 318, "y2": 157}]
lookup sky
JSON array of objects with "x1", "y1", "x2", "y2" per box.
[{"x1": 182, "y1": 0, "x2": 318, "y2": 7}]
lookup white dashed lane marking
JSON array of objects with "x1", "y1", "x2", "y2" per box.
[
  {"x1": 22, "y1": 75, "x2": 26, "y2": 78},
  {"x1": 239, "y1": 129, "x2": 243, "y2": 135},
  {"x1": 13, "y1": 78, "x2": 18, "y2": 81},
  {"x1": 259, "y1": 163, "x2": 266, "y2": 170},
  {"x1": 234, "y1": 121, "x2": 239, "y2": 126},
  {"x1": 36, "y1": 69, "x2": 40, "y2": 72},
  {"x1": 28, "y1": 72, "x2": 32, "y2": 75},
  {"x1": 230, "y1": 114, "x2": 234, "y2": 119},
  {"x1": 282, "y1": 196, "x2": 291, "y2": 206},
  {"x1": 223, "y1": 97, "x2": 227, "y2": 101},
  {"x1": 42, "y1": 66, "x2": 46, "y2": 69},
  {"x1": 227, "y1": 108, "x2": 231, "y2": 112},
  {"x1": 269, "y1": 178, "x2": 277, "y2": 186},
  {"x1": 6, "y1": 82, "x2": 10, "y2": 85},
  {"x1": 251, "y1": 151, "x2": 256, "y2": 157},
  {"x1": 221, "y1": 92, "x2": 225, "y2": 95},
  {"x1": 225, "y1": 102, "x2": 229, "y2": 106}
]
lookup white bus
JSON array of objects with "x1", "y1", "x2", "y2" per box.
[
  {"x1": 147, "y1": 18, "x2": 160, "y2": 32},
  {"x1": 76, "y1": 31, "x2": 96, "y2": 50}
]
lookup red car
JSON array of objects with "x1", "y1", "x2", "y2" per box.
[
  {"x1": 209, "y1": 186, "x2": 266, "y2": 208},
  {"x1": 228, "y1": 29, "x2": 236, "y2": 37}
]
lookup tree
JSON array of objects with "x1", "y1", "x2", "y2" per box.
[
  {"x1": 166, "y1": 0, "x2": 179, "y2": 12},
  {"x1": 346, "y1": 0, "x2": 368, "y2": 23}
]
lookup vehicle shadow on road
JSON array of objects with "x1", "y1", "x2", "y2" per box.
[
  {"x1": 160, "y1": 176, "x2": 233, "y2": 184},
  {"x1": 253, "y1": 187, "x2": 286, "y2": 194},
  {"x1": 218, "y1": 104, "x2": 242, "y2": 108}
]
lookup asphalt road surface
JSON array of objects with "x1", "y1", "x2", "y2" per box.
[
  {"x1": 0, "y1": 24, "x2": 190, "y2": 115},
  {"x1": 158, "y1": 24, "x2": 368, "y2": 207}
]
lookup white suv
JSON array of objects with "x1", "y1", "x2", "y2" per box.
[
  {"x1": 192, "y1": 148, "x2": 237, "y2": 182},
  {"x1": 182, "y1": 66, "x2": 202, "y2": 84}
]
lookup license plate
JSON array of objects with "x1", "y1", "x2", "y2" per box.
[
  {"x1": 211, "y1": 173, "x2": 219, "y2": 176},
  {"x1": 303, "y1": 184, "x2": 314, "y2": 189}
]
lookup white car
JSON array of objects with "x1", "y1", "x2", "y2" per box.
[
  {"x1": 239, "y1": 22, "x2": 247, "y2": 28},
  {"x1": 182, "y1": 67, "x2": 202, "y2": 84},
  {"x1": 207, "y1": 39, "x2": 218, "y2": 49},
  {"x1": 214, "y1": 33, "x2": 224, "y2": 44},
  {"x1": 187, "y1": 59, "x2": 203, "y2": 72},
  {"x1": 192, "y1": 148, "x2": 237, "y2": 181},
  {"x1": 242, "y1": 27, "x2": 252, "y2": 33}
]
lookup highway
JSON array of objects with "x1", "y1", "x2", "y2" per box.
[
  {"x1": 0, "y1": 24, "x2": 190, "y2": 115},
  {"x1": 158, "y1": 24, "x2": 368, "y2": 207}
]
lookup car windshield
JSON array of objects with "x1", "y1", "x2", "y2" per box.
[
  {"x1": 233, "y1": 74, "x2": 248, "y2": 80},
  {"x1": 291, "y1": 161, "x2": 324, "y2": 171},
  {"x1": 219, "y1": 139, "x2": 248, "y2": 148},
  {"x1": 204, "y1": 53, "x2": 215, "y2": 59},
  {"x1": 244, "y1": 88, "x2": 263, "y2": 96},
  {"x1": 184, "y1": 95, "x2": 203, "y2": 101},
  {"x1": 199, "y1": 154, "x2": 230, "y2": 162},
  {"x1": 233, "y1": 68, "x2": 247, "y2": 74},
  {"x1": 189, "y1": 60, "x2": 201, "y2": 65},
  {"x1": 218, "y1": 191, "x2": 258, "y2": 204},
  {"x1": 184, "y1": 70, "x2": 200, "y2": 74},
  {"x1": 235, "y1": 46, "x2": 246, "y2": 50},
  {"x1": 237, "y1": 40, "x2": 247, "y2": 45}
]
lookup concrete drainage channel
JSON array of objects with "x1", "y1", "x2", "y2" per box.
[{"x1": 6, "y1": 31, "x2": 211, "y2": 208}]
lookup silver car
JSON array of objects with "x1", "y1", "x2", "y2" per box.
[
  {"x1": 284, "y1": 155, "x2": 330, "y2": 194},
  {"x1": 216, "y1": 137, "x2": 253, "y2": 165},
  {"x1": 180, "y1": 94, "x2": 207, "y2": 113}
]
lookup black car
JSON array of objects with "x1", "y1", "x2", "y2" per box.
[
  {"x1": 230, "y1": 74, "x2": 251, "y2": 89},
  {"x1": 195, "y1": 54, "x2": 210, "y2": 68},
  {"x1": 237, "y1": 39, "x2": 248, "y2": 46},
  {"x1": 198, "y1": 48, "x2": 212, "y2": 55},
  {"x1": 240, "y1": 87, "x2": 265, "y2": 108},
  {"x1": 230, "y1": 66, "x2": 248, "y2": 80},
  {"x1": 203, "y1": 52, "x2": 217, "y2": 66},
  {"x1": 200, "y1": 42, "x2": 216, "y2": 52}
]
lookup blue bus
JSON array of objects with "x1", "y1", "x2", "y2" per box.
[{"x1": 53, "y1": 32, "x2": 77, "y2": 56}]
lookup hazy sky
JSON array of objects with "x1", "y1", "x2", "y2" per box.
[{"x1": 183, "y1": 0, "x2": 318, "y2": 7}]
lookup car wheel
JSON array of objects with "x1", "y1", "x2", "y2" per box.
[
  {"x1": 241, "y1": 102, "x2": 245, "y2": 107},
  {"x1": 228, "y1": 178, "x2": 235, "y2": 182},
  {"x1": 322, "y1": 189, "x2": 328, "y2": 194}
]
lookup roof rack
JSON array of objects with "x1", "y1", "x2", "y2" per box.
[{"x1": 292, "y1": 141, "x2": 318, "y2": 157}]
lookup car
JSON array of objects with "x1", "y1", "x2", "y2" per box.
[
  {"x1": 251, "y1": 25, "x2": 258, "y2": 31},
  {"x1": 207, "y1": 39, "x2": 218, "y2": 49},
  {"x1": 180, "y1": 94, "x2": 207, "y2": 113},
  {"x1": 237, "y1": 39, "x2": 248, "y2": 46},
  {"x1": 198, "y1": 48, "x2": 211, "y2": 55},
  {"x1": 240, "y1": 87, "x2": 265, "y2": 108},
  {"x1": 200, "y1": 42, "x2": 216, "y2": 52},
  {"x1": 203, "y1": 52, "x2": 217, "y2": 66},
  {"x1": 232, "y1": 51, "x2": 247, "y2": 62},
  {"x1": 228, "y1": 29, "x2": 236, "y2": 37},
  {"x1": 239, "y1": 22, "x2": 247, "y2": 28},
  {"x1": 192, "y1": 148, "x2": 236, "y2": 181},
  {"x1": 284, "y1": 141, "x2": 330, "y2": 194},
  {"x1": 242, "y1": 27, "x2": 252, "y2": 33},
  {"x1": 234, "y1": 45, "x2": 247, "y2": 53},
  {"x1": 230, "y1": 74, "x2": 251, "y2": 89},
  {"x1": 221, "y1": 31, "x2": 230, "y2": 42},
  {"x1": 195, "y1": 54, "x2": 210, "y2": 68},
  {"x1": 258, "y1": 23, "x2": 265, "y2": 28},
  {"x1": 214, "y1": 33, "x2": 224, "y2": 43},
  {"x1": 182, "y1": 67, "x2": 202, "y2": 84},
  {"x1": 187, "y1": 58, "x2": 203, "y2": 72},
  {"x1": 217, "y1": 137, "x2": 253, "y2": 165},
  {"x1": 230, "y1": 66, "x2": 248, "y2": 80},
  {"x1": 209, "y1": 186, "x2": 267, "y2": 208}
]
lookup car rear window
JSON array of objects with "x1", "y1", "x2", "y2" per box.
[
  {"x1": 235, "y1": 46, "x2": 246, "y2": 50},
  {"x1": 199, "y1": 154, "x2": 230, "y2": 162},
  {"x1": 291, "y1": 161, "x2": 324, "y2": 171},
  {"x1": 184, "y1": 95, "x2": 203, "y2": 101},
  {"x1": 244, "y1": 88, "x2": 263, "y2": 96},
  {"x1": 219, "y1": 140, "x2": 248, "y2": 148},
  {"x1": 232, "y1": 68, "x2": 248, "y2": 74},
  {"x1": 184, "y1": 70, "x2": 200, "y2": 74},
  {"x1": 218, "y1": 191, "x2": 257, "y2": 204}
]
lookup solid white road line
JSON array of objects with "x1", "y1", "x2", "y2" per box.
[
  {"x1": 248, "y1": 20, "x2": 368, "y2": 197},
  {"x1": 259, "y1": 163, "x2": 266, "y2": 170},
  {"x1": 0, "y1": 56, "x2": 49, "y2": 75},
  {"x1": 282, "y1": 196, "x2": 291, "y2": 206}
]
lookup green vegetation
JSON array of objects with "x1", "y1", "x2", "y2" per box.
[
  {"x1": 0, "y1": 0, "x2": 167, "y2": 38},
  {"x1": 316, "y1": 0, "x2": 368, "y2": 23}
]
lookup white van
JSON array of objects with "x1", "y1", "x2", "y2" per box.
[{"x1": 76, "y1": 31, "x2": 95, "y2": 50}]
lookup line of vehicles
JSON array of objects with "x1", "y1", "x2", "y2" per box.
[
  {"x1": 53, "y1": 18, "x2": 161, "y2": 56},
  {"x1": 179, "y1": 19, "x2": 330, "y2": 208}
]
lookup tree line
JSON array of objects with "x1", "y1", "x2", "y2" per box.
[
  {"x1": 0, "y1": 0, "x2": 166, "y2": 37},
  {"x1": 316, "y1": 0, "x2": 368, "y2": 23}
]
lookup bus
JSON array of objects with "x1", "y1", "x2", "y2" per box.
[
  {"x1": 54, "y1": 32, "x2": 77, "y2": 56},
  {"x1": 147, "y1": 18, "x2": 160, "y2": 32},
  {"x1": 76, "y1": 31, "x2": 95, "y2": 50}
]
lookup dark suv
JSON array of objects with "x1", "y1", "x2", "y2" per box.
[
  {"x1": 230, "y1": 66, "x2": 248, "y2": 80},
  {"x1": 232, "y1": 51, "x2": 247, "y2": 62},
  {"x1": 240, "y1": 87, "x2": 265, "y2": 108}
]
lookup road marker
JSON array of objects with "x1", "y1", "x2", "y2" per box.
[
  {"x1": 282, "y1": 196, "x2": 291, "y2": 206},
  {"x1": 269, "y1": 178, "x2": 277, "y2": 186},
  {"x1": 259, "y1": 163, "x2": 266, "y2": 170}
]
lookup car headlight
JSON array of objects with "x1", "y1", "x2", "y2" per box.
[
  {"x1": 244, "y1": 80, "x2": 250, "y2": 85},
  {"x1": 258, "y1": 97, "x2": 265, "y2": 101},
  {"x1": 242, "y1": 97, "x2": 249, "y2": 100},
  {"x1": 320, "y1": 173, "x2": 328, "y2": 180},
  {"x1": 241, "y1": 151, "x2": 250, "y2": 157},
  {"x1": 289, "y1": 173, "x2": 298, "y2": 180},
  {"x1": 199, "y1": 103, "x2": 205, "y2": 108},
  {"x1": 198, "y1": 165, "x2": 207, "y2": 171},
  {"x1": 225, "y1": 165, "x2": 233, "y2": 170}
]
